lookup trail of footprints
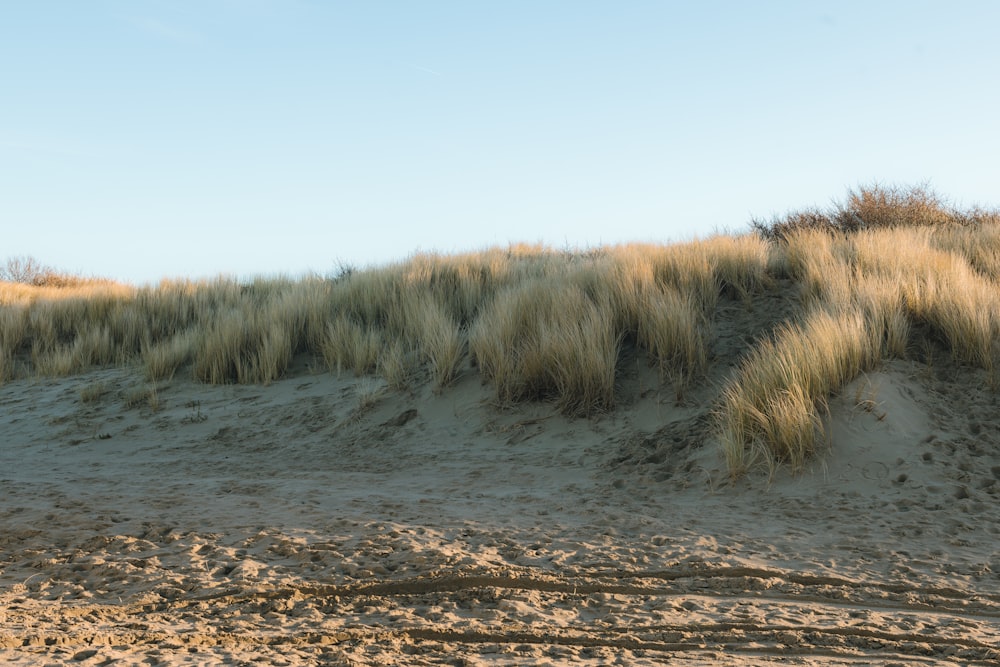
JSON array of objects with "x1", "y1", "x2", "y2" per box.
[{"x1": 4, "y1": 564, "x2": 998, "y2": 664}]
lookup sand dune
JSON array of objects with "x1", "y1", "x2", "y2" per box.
[{"x1": 2, "y1": 337, "x2": 999, "y2": 666}]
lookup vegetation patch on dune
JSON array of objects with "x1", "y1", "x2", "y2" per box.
[{"x1": 3, "y1": 185, "x2": 999, "y2": 478}]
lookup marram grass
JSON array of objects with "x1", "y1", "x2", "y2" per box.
[{"x1": 3, "y1": 185, "x2": 999, "y2": 477}]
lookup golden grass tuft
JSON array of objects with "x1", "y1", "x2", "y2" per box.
[
  {"x1": 470, "y1": 279, "x2": 619, "y2": 415},
  {"x1": 378, "y1": 340, "x2": 413, "y2": 390},
  {"x1": 718, "y1": 309, "x2": 880, "y2": 475},
  {"x1": 635, "y1": 289, "x2": 706, "y2": 386},
  {"x1": 409, "y1": 294, "x2": 465, "y2": 389},
  {"x1": 321, "y1": 315, "x2": 382, "y2": 377},
  {"x1": 0, "y1": 305, "x2": 28, "y2": 352},
  {"x1": 191, "y1": 308, "x2": 292, "y2": 385},
  {"x1": 144, "y1": 330, "x2": 199, "y2": 381}
]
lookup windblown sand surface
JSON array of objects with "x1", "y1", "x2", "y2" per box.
[{"x1": 3, "y1": 330, "x2": 1000, "y2": 663}]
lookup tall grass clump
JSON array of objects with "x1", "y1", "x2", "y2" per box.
[
  {"x1": 32, "y1": 341, "x2": 80, "y2": 376},
  {"x1": 701, "y1": 234, "x2": 772, "y2": 302},
  {"x1": 144, "y1": 330, "x2": 199, "y2": 381},
  {"x1": 405, "y1": 293, "x2": 465, "y2": 389},
  {"x1": 0, "y1": 306, "x2": 28, "y2": 356},
  {"x1": 321, "y1": 315, "x2": 382, "y2": 376},
  {"x1": 781, "y1": 229, "x2": 854, "y2": 307},
  {"x1": 851, "y1": 278, "x2": 910, "y2": 359},
  {"x1": 191, "y1": 310, "x2": 250, "y2": 384},
  {"x1": 635, "y1": 289, "x2": 706, "y2": 386},
  {"x1": 635, "y1": 243, "x2": 719, "y2": 314},
  {"x1": 192, "y1": 308, "x2": 294, "y2": 385},
  {"x1": 378, "y1": 340, "x2": 413, "y2": 390},
  {"x1": 329, "y1": 267, "x2": 405, "y2": 331},
  {"x1": 2, "y1": 278, "x2": 143, "y2": 377},
  {"x1": 718, "y1": 309, "x2": 881, "y2": 475},
  {"x1": 853, "y1": 227, "x2": 1000, "y2": 372},
  {"x1": 470, "y1": 279, "x2": 619, "y2": 415},
  {"x1": 930, "y1": 221, "x2": 1000, "y2": 278},
  {"x1": 399, "y1": 253, "x2": 489, "y2": 326},
  {"x1": 604, "y1": 235, "x2": 769, "y2": 391}
]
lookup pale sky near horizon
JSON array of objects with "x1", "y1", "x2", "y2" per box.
[{"x1": 3, "y1": 1, "x2": 999, "y2": 285}]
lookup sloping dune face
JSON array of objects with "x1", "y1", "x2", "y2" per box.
[
  {"x1": 2, "y1": 188, "x2": 1000, "y2": 664},
  {"x1": 2, "y1": 361, "x2": 999, "y2": 665}
]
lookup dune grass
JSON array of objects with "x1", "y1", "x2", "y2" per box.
[
  {"x1": 469, "y1": 277, "x2": 620, "y2": 413},
  {"x1": 721, "y1": 187, "x2": 1000, "y2": 475},
  {"x1": 718, "y1": 308, "x2": 881, "y2": 475},
  {"x1": 3, "y1": 185, "x2": 1000, "y2": 477}
]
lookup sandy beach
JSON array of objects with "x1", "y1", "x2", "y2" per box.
[{"x1": 2, "y1": 332, "x2": 999, "y2": 665}]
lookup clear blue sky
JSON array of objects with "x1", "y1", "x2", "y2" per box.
[{"x1": 3, "y1": 1, "x2": 999, "y2": 284}]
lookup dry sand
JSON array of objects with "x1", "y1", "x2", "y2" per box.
[{"x1": 2, "y1": 326, "x2": 1000, "y2": 664}]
